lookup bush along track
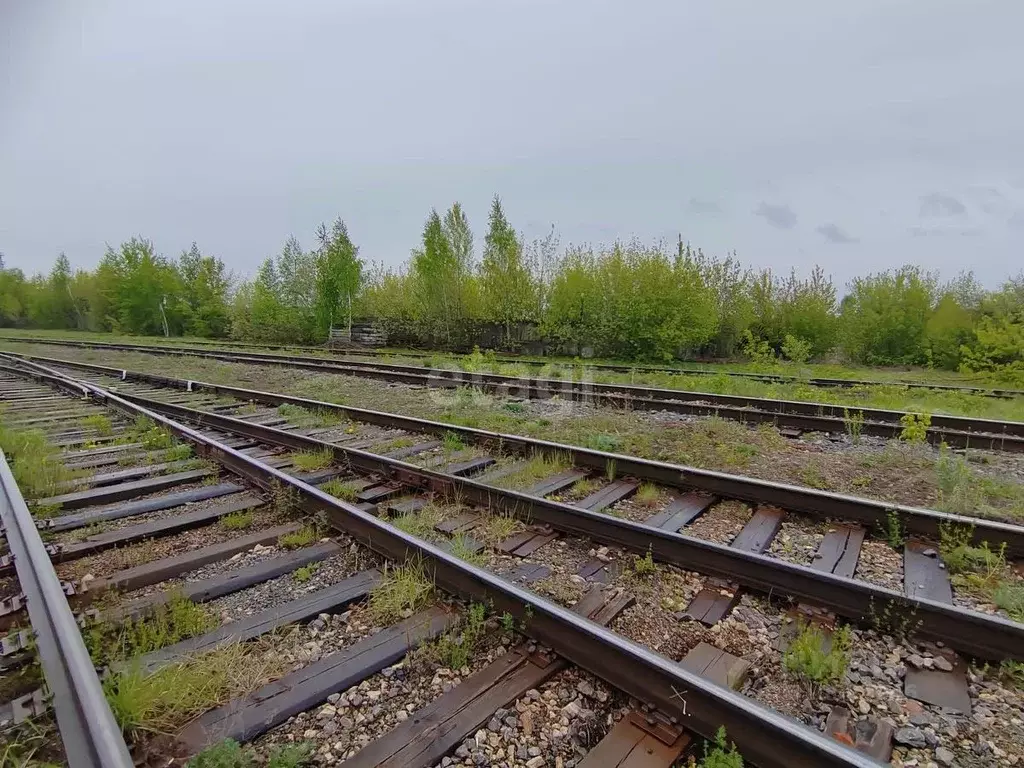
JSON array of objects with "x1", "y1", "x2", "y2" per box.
[{"x1": 6, "y1": 355, "x2": 1024, "y2": 764}]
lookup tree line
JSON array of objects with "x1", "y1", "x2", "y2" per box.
[{"x1": 1, "y1": 196, "x2": 1021, "y2": 381}]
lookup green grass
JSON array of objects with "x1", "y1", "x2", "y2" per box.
[
  {"x1": 631, "y1": 549, "x2": 657, "y2": 577},
  {"x1": 389, "y1": 505, "x2": 444, "y2": 541},
  {"x1": 799, "y1": 464, "x2": 832, "y2": 490},
  {"x1": 569, "y1": 477, "x2": 602, "y2": 497},
  {"x1": 163, "y1": 443, "x2": 194, "y2": 461},
  {"x1": 293, "y1": 563, "x2": 320, "y2": 583},
  {"x1": 3, "y1": 329, "x2": 1022, "y2": 420},
  {"x1": 935, "y1": 447, "x2": 1024, "y2": 520},
  {"x1": 634, "y1": 482, "x2": 661, "y2": 507},
  {"x1": 480, "y1": 510, "x2": 521, "y2": 544},
  {"x1": 80, "y1": 413, "x2": 114, "y2": 436},
  {"x1": 368, "y1": 562, "x2": 434, "y2": 623},
  {"x1": 277, "y1": 403, "x2": 343, "y2": 429},
  {"x1": 289, "y1": 448, "x2": 333, "y2": 472},
  {"x1": 378, "y1": 436, "x2": 415, "y2": 452},
  {"x1": 993, "y1": 582, "x2": 1024, "y2": 622},
  {"x1": 0, "y1": 424, "x2": 78, "y2": 498},
  {"x1": 84, "y1": 594, "x2": 216, "y2": 666},
  {"x1": 583, "y1": 433, "x2": 621, "y2": 452},
  {"x1": 187, "y1": 738, "x2": 248, "y2": 768},
  {"x1": 442, "y1": 431, "x2": 466, "y2": 453},
  {"x1": 278, "y1": 526, "x2": 318, "y2": 549},
  {"x1": 448, "y1": 534, "x2": 486, "y2": 566},
  {"x1": 492, "y1": 452, "x2": 571, "y2": 490},
  {"x1": 0, "y1": 721, "x2": 60, "y2": 768},
  {"x1": 320, "y1": 478, "x2": 360, "y2": 501},
  {"x1": 124, "y1": 416, "x2": 176, "y2": 450},
  {"x1": 104, "y1": 643, "x2": 287, "y2": 739},
  {"x1": 219, "y1": 511, "x2": 253, "y2": 530},
  {"x1": 783, "y1": 622, "x2": 852, "y2": 691},
  {"x1": 428, "y1": 602, "x2": 486, "y2": 671},
  {"x1": 939, "y1": 523, "x2": 1024, "y2": 622}
]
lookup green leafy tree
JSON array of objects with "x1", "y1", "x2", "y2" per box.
[
  {"x1": 684, "y1": 243, "x2": 753, "y2": 357},
  {"x1": 179, "y1": 243, "x2": 231, "y2": 337},
  {"x1": 313, "y1": 219, "x2": 362, "y2": 338},
  {"x1": 545, "y1": 240, "x2": 717, "y2": 359},
  {"x1": 839, "y1": 265, "x2": 937, "y2": 364},
  {"x1": 479, "y1": 196, "x2": 538, "y2": 340},
  {"x1": 0, "y1": 259, "x2": 30, "y2": 327},
  {"x1": 778, "y1": 266, "x2": 838, "y2": 357},
  {"x1": 409, "y1": 204, "x2": 478, "y2": 344},
  {"x1": 94, "y1": 238, "x2": 183, "y2": 335},
  {"x1": 231, "y1": 237, "x2": 320, "y2": 343},
  {"x1": 959, "y1": 273, "x2": 1024, "y2": 382},
  {"x1": 925, "y1": 292, "x2": 975, "y2": 369},
  {"x1": 354, "y1": 262, "x2": 413, "y2": 333}
]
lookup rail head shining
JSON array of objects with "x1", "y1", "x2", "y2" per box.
[{"x1": 0, "y1": 452, "x2": 132, "y2": 768}]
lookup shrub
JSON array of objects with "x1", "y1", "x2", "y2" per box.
[
  {"x1": 898, "y1": 413, "x2": 930, "y2": 443},
  {"x1": 432, "y1": 602, "x2": 487, "y2": 670},
  {"x1": 935, "y1": 446, "x2": 982, "y2": 514},
  {"x1": 783, "y1": 623, "x2": 851, "y2": 691},
  {"x1": 698, "y1": 726, "x2": 744, "y2": 768},
  {"x1": 632, "y1": 549, "x2": 657, "y2": 577},
  {"x1": 780, "y1": 334, "x2": 811, "y2": 364}
]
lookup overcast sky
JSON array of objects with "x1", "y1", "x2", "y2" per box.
[{"x1": 2, "y1": 0, "x2": 1023, "y2": 288}]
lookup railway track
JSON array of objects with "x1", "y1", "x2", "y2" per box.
[
  {"x1": 6, "y1": 333, "x2": 1022, "y2": 399},
  {"x1": 3, "y1": 341, "x2": 1024, "y2": 454},
  {"x1": 0, "y1": 361, "x2": 897, "y2": 767},
  {"x1": 1, "y1": 356, "x2": 1023, "y2": 765}
]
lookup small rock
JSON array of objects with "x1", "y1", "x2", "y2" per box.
[
  {"x1": 526, "y1": 757, "x2": 546, "y2": 768},
  {"x1": 895, "y1": 727, "x2": 928, "y2": 748},
  {"x1": 934, "y1": 747, "x2": 954, "y2": 766},
  {"x1": 933, "y1": 656, "x2": 953, "y2": 672}
]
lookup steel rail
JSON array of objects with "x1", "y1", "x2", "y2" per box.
[
  {"x1": 1, "y1": 356, "x2": 878, "y2": 767},
  {"x1": 0, "y1": 453, "x2": 132, "y2": 768},
  {"x1": 11, "y1": 349, "x2": 1007, "y2": 666},
  {"x1": 106, "y1": 388, "x2": 1024, "y2": 663},
  {"x1": 4, "y1": 333, "x2": 1022, "y2": 398},
  {"x1": 7, "y1": 354, "x2": 1024, "y2": 556},
  {"x1": 2, "y1": 344, "x2": 1022, "y2": 453}
]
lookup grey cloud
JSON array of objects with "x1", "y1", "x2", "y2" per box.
[
  {"x1": 910, "y1": 225, "x2": 982, "y2": 238},
  {"x1": 754, "y1": 202, "x2": 797, "y2": 230},
  {"x1": 688, "y1": 198, "x2": 722, "y2": 214},
  {"x1": 2, "y1": 2, "x2": 1024, "y2": 289},
  {"x1": 920, "y1": 193, "x2": 967, "y2": 218},
  {"x1": 1009, "y1": 211, "x2": 1024, "y2": 230},
  {"x1": 816, "y1": 223, "x2": 858, "y2": 244}
]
